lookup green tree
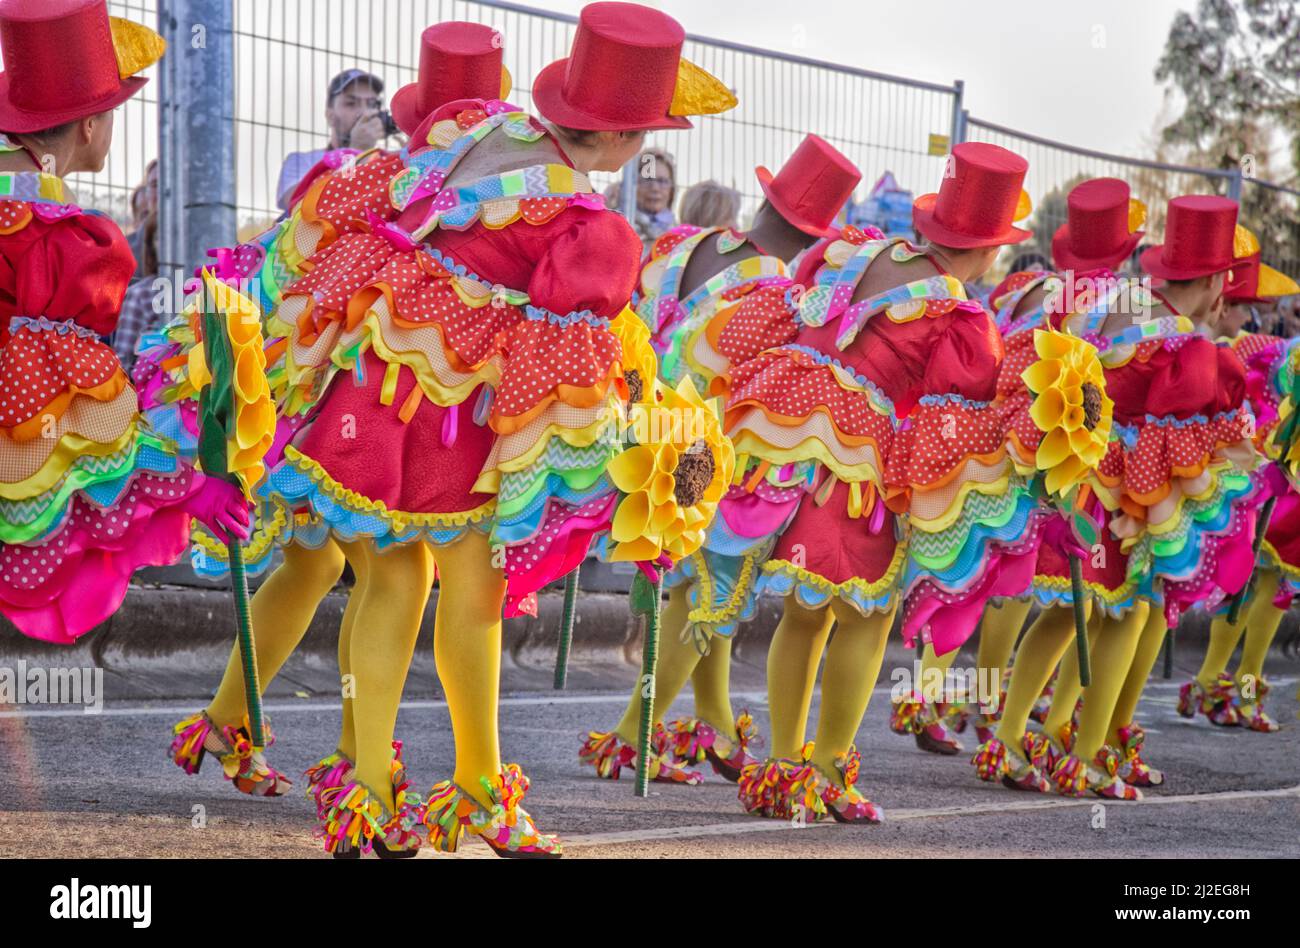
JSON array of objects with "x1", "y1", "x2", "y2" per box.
[{"x1": 1155, "y1": 0, "x2": 1300, "y2": 271}]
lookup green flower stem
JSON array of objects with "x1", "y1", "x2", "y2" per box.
[
  {"x1": 1226, "y1": 496, "x2": 1276, "y2": 625},
  {"x1": 1069, "y1": 554, "x2": 1091, "y2": 687},
  {"x1": 554, "y1": 567, "x2": 580, "y2": 690},
  {"x1": 636, "y1": 570, "x2": 663, "y2": 799}
]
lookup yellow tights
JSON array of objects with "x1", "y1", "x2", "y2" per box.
[
  {"x1": 916, "y1": 644, "x2": 957, "y2": 703},
  {"x1": 978, "y1": 598, "x2": 1032, "y2": 694},
  {"x1": 996, "y1": 603, "x2": 1092, "y2": 748},
  {"x1": 767, "y1": 595, "x2": 895, "y2": 787},
  {"x1": 206, "y1": 540, "x2": 350, "y2": 729},
  {"x1": 612, "y1": 584, "x2": 740, "y2": 744},
  {"x1": 1197, "y1": 571, "x2": 1284, "y2": 701},
  {"x1": 1069, "y1": 604, "x2": 1151, "y2": 763},
  {"x1": 208, "y1": 528, "x2": 517, "y2": 813},
  {"x1": 347, "y1": 541, "x2": 436, "y2": 810},
  {"x1": 1106, "y1": 608, "x2": 1167, "y2": 743},
  {"x1": 427, "y1": 529, "x2": 507, "y2": 810}
]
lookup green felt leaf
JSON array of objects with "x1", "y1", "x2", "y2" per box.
[
  {"x1": 629, "y1": 571, "x2": 658, "y2": 618},
  {"x1": 195, "y1": 285, "x2": 237, "y2": 482}
]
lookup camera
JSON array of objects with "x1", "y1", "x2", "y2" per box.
[{"x1": 378, "y1": 109, "x2": 400, "y2": 138}]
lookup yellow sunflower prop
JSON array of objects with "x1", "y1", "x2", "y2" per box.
[
  {"x1": 189, "y1": 271, "x2": 278, "y2": 498},
  {"x1": 607, "y1": 376, "x2": 734, "y2": 564},
  {"x1": 609, "y1": 306, "x2": 658, "y2": 407},
  {"x1": 1023, "y1": 328, "x2": 1113, "y2": 497}
]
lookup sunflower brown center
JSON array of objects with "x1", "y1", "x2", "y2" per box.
[
  {"x1": 673, "y1": 440, "x2": 715, "y2": 508},
  {"x1": 1081, "y1": 381, "x2": 1103, "y2": 431},
  {"x1": 624, "y1": 369, "x2": 644, "y2": 406}
]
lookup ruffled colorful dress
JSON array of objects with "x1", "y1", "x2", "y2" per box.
[
  {"x1": 134, "y1": 144, "x2": 410, "y2": 576},
  {"x1": 169, "y1": 100, "x2": 641, "y2": 617},
  {"x1": 991, "y1": 270, "x2": 1259, "y2": 625},
  {"x1": 988, "y1": 268, "x2": 1137, "y2": 616},
  {"x1": 1223, "y1": 330, "x2": 1300, "y2": 607},
  {"x1": 704, "y1": 227, "x2": 1046, "y2": 653},
  {"x1": 634, "y1": 225, "x2": 789, "y2": 390},
  {"x1": 0, "y1": 168, "x2": 205, "y2": 643},
  {"x1": 631, "y1": 224, "x2": 792, "y2": 635}
]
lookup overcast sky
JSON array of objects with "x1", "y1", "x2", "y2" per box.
[{"x1": 522, "y1": 0, "x2": 1192, "y2": 158}]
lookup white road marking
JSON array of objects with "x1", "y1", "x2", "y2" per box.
[
  {"x1": 0, "y1": 691, "x2": 771, "y2": 719},
  {"x1": 3, "y1": 676, "x2": 1259, "y2": 720},
  {"x1": 561, "y1": 783, "x2": 1300, "y2": 847}
]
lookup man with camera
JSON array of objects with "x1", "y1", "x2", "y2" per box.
[{"x1": 275, "y1": 68, "x2": 400, "y2": 210}]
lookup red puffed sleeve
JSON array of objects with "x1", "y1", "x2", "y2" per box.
[
  {"x1": 1143, "y1": 337, "x2": 1223, "y2": 420},
  {"x1": 9, "y1": 214, "x2": 135, "y2": 339},
  {"x1": 919, "y1": 309, "x2": 1003, "y2": 404},
  {"x1": 524, "y1": 208, "x2": 640, "y2": 318},
  {"x1": 1214, "y1": 344, "x2": 1248, "y2": 414}
]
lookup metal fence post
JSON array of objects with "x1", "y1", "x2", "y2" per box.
[
  {"x1": 1227, "y1": 168, "x2": 1243, "y2": 202},
  {"x1": 158, "y1": 0, "x2": 236, "y2": 278},
  {"x1": 950, "y1": 79, "x2": 966, "y2": 145},
  {"x1": 620, "y1": 157, "x2": 638, "y2": 221}
]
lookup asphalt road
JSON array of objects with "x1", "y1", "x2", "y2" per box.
[{"x1": 1, "y1": 649, "x2": 1296, "y2": 859}]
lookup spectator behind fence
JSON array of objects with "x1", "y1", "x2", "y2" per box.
[
  {"x1": 678, "y1": 179, "x2": 740, "y2": 229},
  {"x1": 1007, "y1": 251, "x2": 1050, "y2": 273},
  {"x1": 1277, "y1": 294, "x2": 1300, "y2": 338},
  {"x1": 604, "y1": 147, "x2": 677, "y2": 249},
  {"x1": 275, "y1": 68, "x2": 395, "y2": 210},
  {"x1": 125, "y1": 158, "x2": 157, "y2": 280},
  {"x1": 112, "y1": 208, "x2": 161, "y2": 372}
]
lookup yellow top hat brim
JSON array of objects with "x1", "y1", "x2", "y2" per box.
[
  {"x1": 1233, "y1": 224, "x2": 1261, "y2": 260},
  {"x1": 1128, "y1": 198, "x2": 1147, "y2": 233},
  {"x1": 110, "y1": 16, "x2": 167, "y2": 79},
  {"x1": 1014, "y1": 189, "x2": 1033, "y2": 223},
  {"x1": 1258, "y1": 262, "x2": 1300, "y2": 299},
  {"x1": 669, "y1": 57, "x2": 737, "y2": 118}
]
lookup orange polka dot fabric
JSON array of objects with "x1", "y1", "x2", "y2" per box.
[
  {"x1": 0, "y1": 199, "x2": 32, "y2": 235},
  {"x1": 726, "y1": 347, "x2": 893, "y2": 448},
  {"x1": 0, "y1": 326, "x2": 120, "y2": 429},
  {"x1": 648, "y1": 226, "x2": 701, "y2": 261},
  {"x1": 312, "y1": 152, "x2": 407, "y2": 232},
  {"x1": 370, "y1": 250, "x2": 518, "y2": 369},
  {"x1": 714, "y1": 282, "x2": 802, "y2": 367},
  {"x1": 886, "y1": 400, "x2": 1006, "y2": 490},
  {"x1": 517, "y1": 197, "x2": 571, "y2": 226}
]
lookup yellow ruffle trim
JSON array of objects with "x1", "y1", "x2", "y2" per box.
[
  {"x1": 763, "y1": 541, "x2": 908, "y2": 605},
  {"x1": 1032, "y1": 574, "x2": 1138, "y2": 611},
  {"x1": 471, "y1": 405, "x2": 622, "y2": 496},
  {"x1": 190, "y1": 502, "x2": 290, "y2": 564},
  {"x1": 685, "y1": 546, "x2": 764, "y2": 630},
  {"x1": 0, "y1": 420, "x2": 141, "y2": 501},
  {"x1": 727, "y1": 430, "x2": 886, "y2": 489},
  {"x1": 1257, "y1": 550, "x2": 1300, "y2": 584},
  {"x1": 280, "y1": 445, "x2": 497, "y2": 532}
]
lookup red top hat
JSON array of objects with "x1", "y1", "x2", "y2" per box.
[
  {"x1": 1225, "y1": 226, "x2": 1299, "y2": 304},
  {"x1": 912, "y1": 142, "x2": 1032, "y2": 249},
  {"x1": 1051, "y1": 177, "x2": 1145, "y2": 271},
  {"x1": 756, "y1": 134, "x2": 860, "y2": 238},
  {"x1": 1139, "y1": 195, "x2": 1238, "y2": 281},
  {"x1": 0, "y1": 0, "x2": 164, "y2": 134},
  {"x1": 390, "y1": 22, "x2": 513, "y2": 137},
  {"x1": 532, "y1": 2, "x2": 734, "y2": 132}
]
